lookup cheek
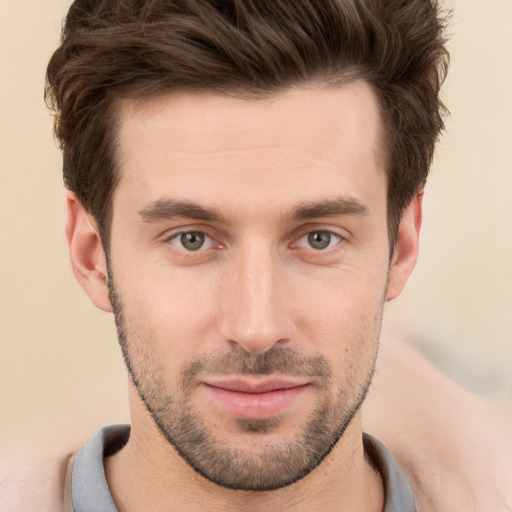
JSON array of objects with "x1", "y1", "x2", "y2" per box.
[
  {"x1": 114, "y1": 261, "x2": 222, "y2": 366},
  {"x1": 288, "y1": 266, "x2": 386, "y2": 386},
  {"x1": 291, "y1": 263, "x2": 388, "y2": 335},
  {"x1": 111, "y1": 229, "x2": 389, "y2": 362},
  {"x1": 307, "y1": 281, "x2": 384, "y2": 384}
]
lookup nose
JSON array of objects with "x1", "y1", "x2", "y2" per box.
[{"x1": 219, "y1": 245, "x2": 294, "y2": 355}]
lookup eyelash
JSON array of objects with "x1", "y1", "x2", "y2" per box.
[
  {"x1": 295, "y1": 231, "x2": 342, "y2": 251},
  {"x1": 164, "y1": 228, "x2": 344, "y2": 255},
  {"x1": 166, "y1": 231, "x2": 219, "y2": 253}
]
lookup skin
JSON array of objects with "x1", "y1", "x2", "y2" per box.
[
  {"x1": 364, "y1": 335, "x2": 512, "y2": 512},
  {"x1": 65, "y1": 83, "x2": 422, "y2": 511}
]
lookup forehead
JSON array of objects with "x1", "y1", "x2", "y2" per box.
[{"x1": 113, "y1": 83, "x2": 386, "y2": 217}]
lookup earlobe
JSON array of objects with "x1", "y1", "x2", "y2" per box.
[
  {"x1": 385, "y1": 191, "x2": 423, "y2": 301},
  {"x1": 65, "y1": 192, "x2": 113, "y2": 312}
]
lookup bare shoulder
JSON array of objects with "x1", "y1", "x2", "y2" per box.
[
  {"x1": 0, "y1": 451, "x2": 75, "y2": 512},
  {"x1": 365, "y1": 336, "x2": 512, "y2": 512}
]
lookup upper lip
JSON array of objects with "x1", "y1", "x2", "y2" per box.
[{"x1": 203, "y1": 377, "x2": 310, "y2": 394}]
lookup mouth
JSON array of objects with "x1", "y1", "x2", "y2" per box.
[{"x1": 202, "y1": 377, "x2": 311, "y2": 419}]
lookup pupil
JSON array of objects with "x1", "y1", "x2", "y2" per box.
[
  {"x1": 182, "y1": 232, "x2": 204, "y2": 251},
  {"x1": 308, "y1": 232, "x2": 330, "y2": 250}
]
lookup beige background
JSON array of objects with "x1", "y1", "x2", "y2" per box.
[{"x1": 1, "y1": 0, "x2": 511, "y2": 458}]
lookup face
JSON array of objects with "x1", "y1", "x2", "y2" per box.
[{"x1": 108, "y1": 84, "x2": 392, "y2": 490}]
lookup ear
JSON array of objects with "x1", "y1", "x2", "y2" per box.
[
  {"x1": 65, "y1": 192, "x2": 113, "y2": 312},
  {"x1": 386, "y1": 191, "x2": 423, "y2": 301}
]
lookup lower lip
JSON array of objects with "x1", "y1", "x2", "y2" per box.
[{"x1": 204, "y1": 384, "x2": 310, "y2": 419}]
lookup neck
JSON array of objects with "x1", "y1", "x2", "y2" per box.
[{"x1": 105, "y1": 398, "x2": 384, "y2": 512}]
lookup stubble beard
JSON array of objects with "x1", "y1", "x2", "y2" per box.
[{"x1": 109, "y1": 283, "x2": 380, "y2": 491}]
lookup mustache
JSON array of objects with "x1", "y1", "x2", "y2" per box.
[{"x1": 180, "y1": 345, "x2": 332, "y2": 385}]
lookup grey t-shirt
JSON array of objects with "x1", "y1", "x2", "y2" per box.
[{"x1": 71, "y1": 424, "x2": 416, "y2": 512}]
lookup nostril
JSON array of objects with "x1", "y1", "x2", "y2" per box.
[{"x1": 227, "y1": 336, "x2": 290, "y2": 356}]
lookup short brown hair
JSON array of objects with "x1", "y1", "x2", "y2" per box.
[{"x1": 46, "y1": 0, "x2": 449, "y2": 249}]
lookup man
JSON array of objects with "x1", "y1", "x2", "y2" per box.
[
  {"x1": 41, "y1": 0, "x2": 450, "y2": 510},
  {"x1": 2, "y1": 3, "x2": 512, "y2": 511},
  {"x1": 8, "y1": 0, "x2": 449, "y2": 510}
]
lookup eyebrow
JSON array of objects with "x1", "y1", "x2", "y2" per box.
[
  {"x1": 138, "y1": 199, "x2": 228, "y2": 224},
  {"x1": 137, "y1": 196, "x2": 370, "y2": 225},
  {"x1": 288, "y1": 197, "x2": 370, "y2": 222}
]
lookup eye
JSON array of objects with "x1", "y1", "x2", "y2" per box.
[
  {"x1": 168, "y1": 231, "x2": 215, "y2": 251},
  {"x1": 298, "y1": 231, "x2": 341, "y2": 250}
]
